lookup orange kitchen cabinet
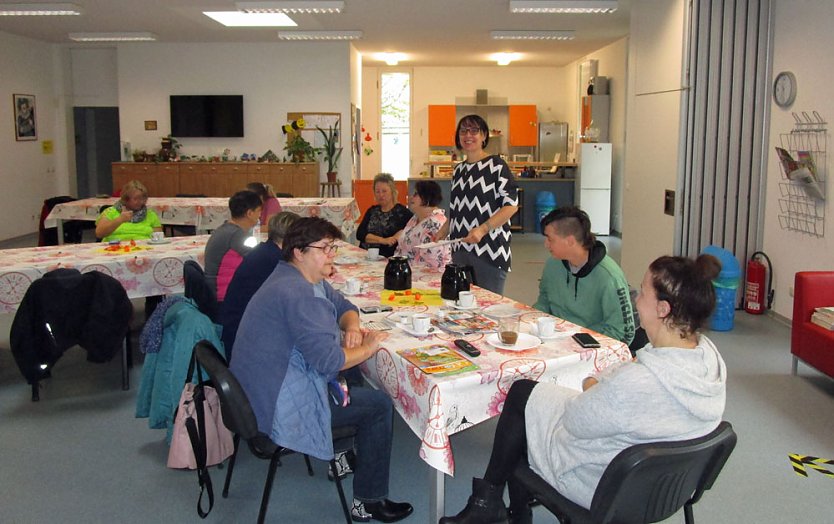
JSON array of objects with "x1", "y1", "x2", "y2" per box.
[
  {"x1": 508, "y1": 105, "x2": 538, "y2": 146},
  {"x1": 428, "y1": 105, "x2": 457, "y2": 147}
]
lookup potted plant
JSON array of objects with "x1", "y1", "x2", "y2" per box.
[
  {"x1": 284, "y1": 133, "x2": 316, "y2": 163},
  {"x1": 317, "y1": 120, "x2": 342, "y2": 183}
]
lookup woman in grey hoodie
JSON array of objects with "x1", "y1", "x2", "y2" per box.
[{"x1": 440, "y1": 254, "x2": 727, "y2": 524}]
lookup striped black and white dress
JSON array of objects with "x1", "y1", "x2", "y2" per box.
[{"x1": 449, "y1": 155, "x2": 519, "y2": 271}]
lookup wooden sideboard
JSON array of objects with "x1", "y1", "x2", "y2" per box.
[{"x1": 112, "y1": 162, "x2": 319, "y2": 198}]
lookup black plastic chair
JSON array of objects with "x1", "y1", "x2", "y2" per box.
[
  {"x1": 193, "y1": 340, "x2": 356, "y2": 524},
  {"x1": 183, "y1": 261, "x2": 219, "y2": 323},
  {"x1": 511, "y1": 421, "x2": 737, "y2": 524}
]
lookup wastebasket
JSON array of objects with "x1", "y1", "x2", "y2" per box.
[
  {"x1": 535, "y1": 191, "x2": 557, "y2": 234},
  {"x1": 701, "y1": 245, "x2": 741, "y2": 331}
]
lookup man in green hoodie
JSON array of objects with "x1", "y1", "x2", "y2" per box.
[{"x1": 533, "y1": 206, "x2": 635, "y2": 344}]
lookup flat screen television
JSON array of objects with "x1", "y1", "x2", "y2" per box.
[{"x1": 170, "y1": 95, "x2": 244, "y2": 137}]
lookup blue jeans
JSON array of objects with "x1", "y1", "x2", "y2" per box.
[{"x1": 331, "y1": 386, "x2": 393, "y2": 502}]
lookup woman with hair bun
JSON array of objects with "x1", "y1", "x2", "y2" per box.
[{"x1": 440, "y1": 254, "x2": 727, "y2": 524}]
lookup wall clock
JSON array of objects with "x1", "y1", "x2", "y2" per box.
[{"x1": 773, "y1": 71, "x2": 797, "y2": 108}]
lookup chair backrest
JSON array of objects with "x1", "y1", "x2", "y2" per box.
[
  {"x1": 589, "y1": 421, "x2": 737, "y2": 523},
  {"x1": 183, "y1": 260, "x2": 218, "y2": 322},
  {"x1": 193, "y1": 340, "x2": 260, "y2": 441}
]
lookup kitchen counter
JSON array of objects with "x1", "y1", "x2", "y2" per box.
[{"x1": 408, "y1": 176, "x2": 574, "y2": 233}]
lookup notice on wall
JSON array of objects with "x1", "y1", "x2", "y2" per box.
[
  {"x1": 287, "y1": 112, "x2": 341, "y2": 148},
  {"x1": 41, "y1": 140, "x2": 53, "y2": 154}
]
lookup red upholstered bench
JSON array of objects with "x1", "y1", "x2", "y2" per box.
[{"x1": 791, "y1": 272, "x2": 834, "y2": 377}]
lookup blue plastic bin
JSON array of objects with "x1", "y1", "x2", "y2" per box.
[
  {"x1": 702, "y1": 245, "x2": 741, "y2": 331},
  {"x1": 535, "y1": 191, "x2": 557, "y2": 234}
]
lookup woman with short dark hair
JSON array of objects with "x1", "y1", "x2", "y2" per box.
[
  {"x1": 395, "y1": 180, "x2": 451, "y2": 269},
  {"x1": 231, "y1": 217, "x2": 413, "y2": 523},
  {"x1": 440, "y1": 254, "x2": 726, "y2": 524}
]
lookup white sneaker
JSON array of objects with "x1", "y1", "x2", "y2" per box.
[{"x1": 328, "y1": 450, "x2": 354, "y2": 481}]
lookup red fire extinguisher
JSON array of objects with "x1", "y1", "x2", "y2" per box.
[{"x1": 744, "y1": 251, "x2": 773, "y2": 314}]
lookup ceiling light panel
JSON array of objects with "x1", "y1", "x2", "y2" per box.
[
  {"x1": 237, "y1": 1, "x2": 344, "y2": 14},
  {"x1": 277, "y1": 30, "x2": 362, "y2": 40},
  {"x1": 204, "y1": 11, "x2": 296, "y2": 27},
  {"x1": 0, "y1": 3, "x2": 81, "y2": 15},
  {"x1": 69, "y1": 32, "x2": 157, "y2": 42},
  {"x1": 491, "y1": 30, "x2": 575, "y2": 40},
  {"x1": 509, "y1": 1, "x2": 617, "y2": 14}
]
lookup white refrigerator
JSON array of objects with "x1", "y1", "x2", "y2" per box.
[{"x1": 576, "y1": 143, "x2": 612, "y2": 235}]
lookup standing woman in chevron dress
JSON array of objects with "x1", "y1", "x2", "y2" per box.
[{"x1": 437, "y1": 114, "x2": 518, "y2": 295}]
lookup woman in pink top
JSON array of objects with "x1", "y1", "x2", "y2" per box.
[
  {"x1": 395, "y1": 180, "x2": 451, "y2": 269},
  {"x1": 247, "y1": 182, "x2": 283, "y2": 226}
]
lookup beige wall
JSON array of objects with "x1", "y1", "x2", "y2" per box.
[
  {"x1": 620, "y1": 0, "x2": 687, "y2": 285},
  {"x1": 117, "y1": 42, "x2": 354, "y2": 187},
  {"x1": 0, "y1": 31, "x2": 69, "y2": 239},
  {"x1": 763, "y1": 1, "x2": 834, "y2": 317}
]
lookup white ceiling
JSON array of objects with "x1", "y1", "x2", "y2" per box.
[{"x1": 0, "y1": 0, "x2": 631, "y2": 67}]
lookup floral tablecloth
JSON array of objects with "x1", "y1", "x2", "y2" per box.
[
  {"x1": 329, "y1": 243, "x2": 632, "y2": 477},
  {"x1": 45, "y1": 197, "x2": 360, "y2": 239},
  {"x1": 0, "y1": 236, "x2": 209, "y2": 314}
]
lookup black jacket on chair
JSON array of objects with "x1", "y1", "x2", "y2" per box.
[{"x1": 10, "y1": 268, "x2": 133, "y2": 384}]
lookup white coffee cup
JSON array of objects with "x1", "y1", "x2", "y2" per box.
[
  {"x1": 151, "y1": 231, "x2": 164, "y2": 242},
  {"x1": 456, "y1": 291, "x2": 476, "y2": 308},
  {"x1": 412, "y1": 314, "x2": 431, "y2": 333},
  {"x1": 345, "y1": 278, "x2": 361, "y2": 295},
  {"x1": 366, "y1": 247, "x2": 380, "y2": 260},
  {"x1": 536, "y1": 317, "x2": 556, "y2": 338}
]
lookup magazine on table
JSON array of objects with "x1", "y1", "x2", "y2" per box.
[
  {"x1": 398, "y1": 344, "x2": 479, "y2": 376},
  {"x1": 432, "y1": 311, "x2": 499, "y2": 335}
]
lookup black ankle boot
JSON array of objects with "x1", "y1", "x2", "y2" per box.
[
  {"x1": 508, "y1": 506, "x2": 532, "y2": 524},
  {"x1": 439, "y1": 478, "x2": 508, "y2": 524}
]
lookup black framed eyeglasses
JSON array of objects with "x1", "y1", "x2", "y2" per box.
[
  {"x1": 305, "y1": 242, "x2": 340, "y2": 255},
  {"x1": 458, "y1": 126, "x2": 482, "y2": 136}
]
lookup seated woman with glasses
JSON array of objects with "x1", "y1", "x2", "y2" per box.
[
  {"x1": 394, "y1": 180, "x2": 451, "y2": 269},
  {"x1": 440, "y1": 254, "x2": 727, "y2": 524},
  {"x1": 231, "y1": 217, "x2": 413, "y2": 523}
]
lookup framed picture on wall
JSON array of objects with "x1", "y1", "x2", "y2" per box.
[{"x1": 13, "y1": 94, "x2": 37, "y2": 141}]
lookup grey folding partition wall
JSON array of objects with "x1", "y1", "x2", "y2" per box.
[{"x1": 678, "y1": 0, "x2": 773, "y2": 267}]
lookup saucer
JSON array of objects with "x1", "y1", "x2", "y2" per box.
[
  {"x1": 530, "y1": 325, "x2": 574, "y2": 340},
  {"x1": 148, "y1": 238, "x2": 172, "y2": 245},
  {"x1": 445, "y1": 299, "x2": 480, "y2": 311},
  {"x1": 485, "y1": 333, "x2": 541, "y2": 351},
  {"x1": 365, "y1": 255, "x2": 383, "y2": 261},
  {"x1": 482, "y1": 304, "x2": 520, "y2": 318},
  {"x1": 341, "y1": 287, "x2": 363, "y2": 296},
  {"x1": 396, "y1": 322, "x2": 435, "y2": 337}
]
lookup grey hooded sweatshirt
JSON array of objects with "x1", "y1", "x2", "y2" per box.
[{"x1": 525, "y1": 334, "x2": 726, "y2": 509}]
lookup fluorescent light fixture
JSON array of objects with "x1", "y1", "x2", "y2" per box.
[
  {"x1": 509, "y1": 1, "x2": 617, "y2": 14},
  {"x1": 492, "y1": 52, "x2": 521, "y2": 66},
  {"x1": 0, "y1": 3, "x2": 81, "y2": 15},
  {"x1": 491, "y1": 30, "x2": 575, "y2": 40},
  {"x1": 69, "y1": 32, "x2": 158, "y2": 42},
  {"x1": 204, "y1": 11, "x2": 296, "y2": 27},
  {"x1": 237, "y1": 1, "x2": 344, "y2": 14},
  {"x1": 277, "y1": 30, "x2": 362, "y2": 40},
  {"x1": 375, "y1": 52, "x2": 406, "y2": 66}
]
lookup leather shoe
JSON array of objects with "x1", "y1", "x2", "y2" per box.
[{"x1": 351, "y1": 499, "x2": 414, "y2": 523}]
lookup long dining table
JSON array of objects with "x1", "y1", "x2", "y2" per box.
[
  {"x1": 328, "y1": 242, "x2": 632, "y2": 523},
  {"x1": 44, "y1": 196, "x2": 361, "y2": 243},
  {"x1": 0, "y1": 235, "x2": 209, "y2": 314}
]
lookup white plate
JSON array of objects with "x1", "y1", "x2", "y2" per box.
[
  {"x1": 396, "y1": 322, "x2": 435, "y2": 337},
  {"x1": 485, "y1": 332, "x2": 541, "y2": 351},
  {"x1": 530, "y1": 325, "x2": 575, "y2": 340},
  {"x1": 444, "y1": 299, "x2": 480, "y2": 311},
  {"x1": 415, "y1": 239, "x2": 462, "y2": 250},
  {"x1": 148, "y1": 239, "x2": 172, "y2": 245},
  {"x1": 482, "y1": 304, "x2": 521, "y2": 318},
  {"x1": 334, "y1": 255, "x2": 360, "y2": 265},
  {"x1": 341, "y1": 289, "x2": 363, "y2": 296}
]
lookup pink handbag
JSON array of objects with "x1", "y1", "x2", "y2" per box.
[{"x1": 167, "y1": 382, "x2": 234, "y2": 470}]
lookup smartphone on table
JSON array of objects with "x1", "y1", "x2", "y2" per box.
[{"x1": 572, "y1": 332, "x2": 601, "y2": 348}]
